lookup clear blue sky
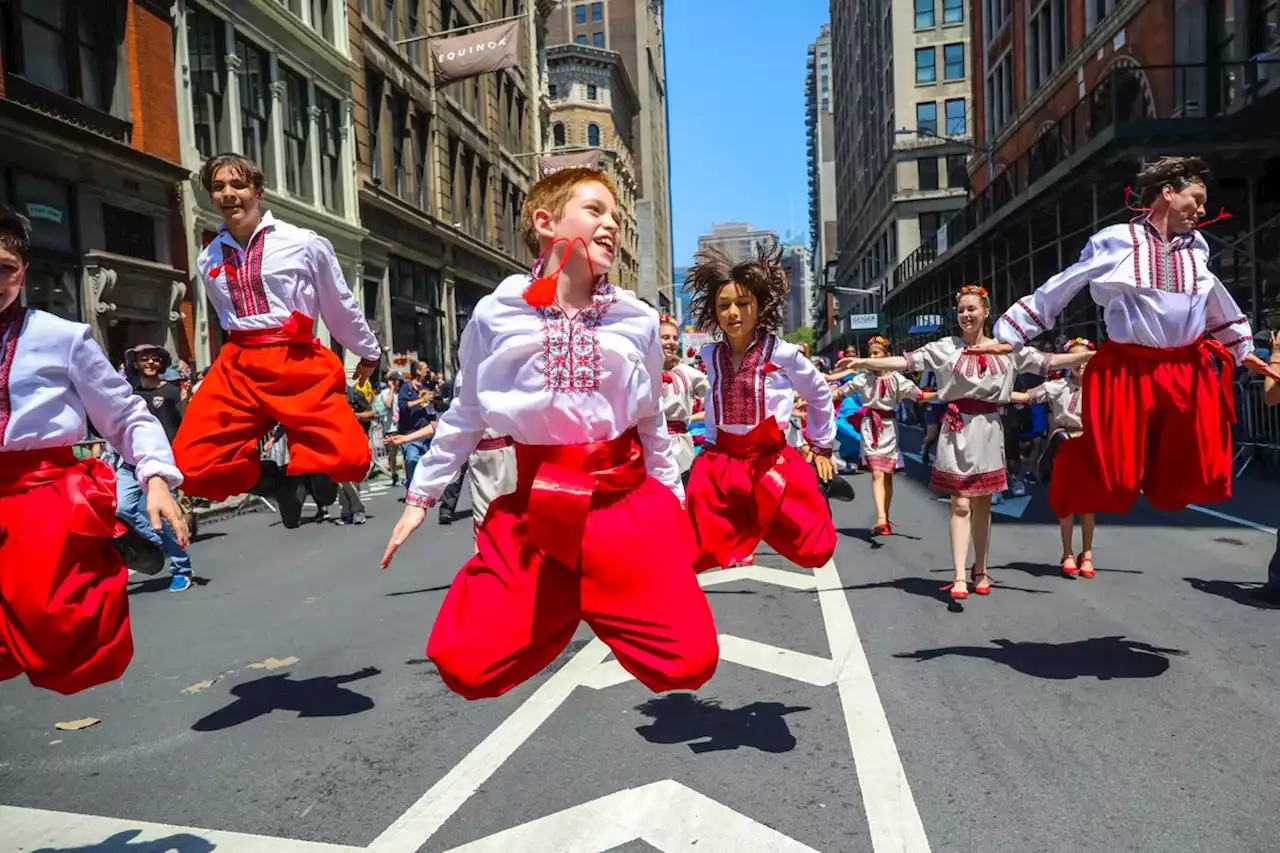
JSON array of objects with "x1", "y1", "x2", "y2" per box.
[{"x1": 665, "y1": 1, "x2": 830, "y2": 268}]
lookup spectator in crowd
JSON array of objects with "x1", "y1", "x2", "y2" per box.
[
  {"x1": 1254, "y1": 331, "x2": 1280, "y2": 604},
  {"x1": 337, "y1": 380, "x2": 375, "y2": 524},
  {"x1": 375, "y1": 371, "x2": 403, "y2": 486},
  {"x1": 119, "y1": 344, "x2": 196, "y2": 592},
  {"x1": 396, "y1": 361, "x2": 437, "y2": 494}
]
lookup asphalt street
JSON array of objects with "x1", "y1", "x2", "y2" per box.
[{"x1": 3, "y1": 445, "x2": 1279, "y2": 853}]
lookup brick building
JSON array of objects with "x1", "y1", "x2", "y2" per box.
[
  {"x1": 876, "y1": 0, "x2": 1280, "y2": 354},
  {"x1": 547, "y1": 42, "x2": 640, "y2": 294},
  {"x1": 0, "y1": 0, "x2": 192, "y2": 363},
  {"x1": 350, "y1": 0, "x2": 554, "y2": 375}
]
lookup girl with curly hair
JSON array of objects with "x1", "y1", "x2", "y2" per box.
[
  {"x1": 684, "y1": 243, "x2": 838, "y2": 572},
  {"x1": 839, "y1": 286, "x2": 1092, "y2": 600},
  {"x1": 994, "y1": 156, "x2": 1275, "y2": 516}
]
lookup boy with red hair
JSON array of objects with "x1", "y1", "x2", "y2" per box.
[{"x1": 381, "y1": 168, "x2": 718, "y2": 699}]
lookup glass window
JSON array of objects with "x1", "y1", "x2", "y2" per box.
[
  {"x1": 553, "y1": 122, "x2": 566, "y2": 146},
  {"x1": 943, "y1": 0, "x2": 964, "y2": 23},
  {"x1": 915, "y1": 47, "x2": 936, "y2": 83},
  {"x1": 384, "y1": 0, "x2": 397, "y2": 40},
  {"x1": 416, "y1": 112, "x2": 431, "y2": 211},
  {"x1": 591, "y1": 1, "x2": 603, "y2": 21},
  {"x1": 947, "y1": 154, "x2": 968, "y2": 188},
  {"x1": 12, "y1": 0, "x2": 114, "y2": 109},
  {"x1": 919, "y1": 211, "x2": 941, "y2": 242},
  {"x1": 14, "y1": 172, "x2": 75, "y2": 252},
  {"x1": 282, "y1": 67, "x2": 312, "y2": 200},
  {"x1": 915, "y1": 0, "x2": 934, "y2": 28},
  {"x1": 586, "y1": 84, "x2": 598, "y2": 100},
  {"x1": 102, "y1": 204, "x2": 157, "y2": 261},
  {"x1": 587, "y1": 123, "x2": 600, "y2": 146},
  {"x1": 406, "y1": 1, "x2": 421, "y2": 66},
  {"x1": 367, "y1": 71, "x2": 384, "y2": 181},
  {"x1": 575, "y1": 4, "x2": 586, "y2": 24},
  {"x1": 318, "y1": 89, "x2": 343, "y2": 213},
  {"x1": 944, "y1": 43, "x2": 965, "y2": 79},
  {"x1": 187, "y1": 4, "x2": 227, "y2": 159},
  {"x1": 19, "y1": 0, "x2": 69, "y2": 96},
  {"x1": 918, "y1": 157, "x2": 939, "y2": 191},
  {"x1": 311, "y1": 0, "x2": 333, "y2": 41},
  {"x1": 23, "y1": 259, "x2": 79, "y2": 321},
  {"x1": 575, "y1": 34, "x2": 587, "y2": 44},
  {"x1": 945, "y1": 98, "x2": 966, "y2": 134},
  {"x1": 592, "y1": 31, "x2": 604, "y2": 47},
  {"x1": 916, "y1": 102, "x2": 937, "y2": 136},
  {"x1": 391, "y1": 93, "x2": 408, "y2": 198},
  {"x1": 236, "y1": 36, "x2": 272, "y2": 172},
  {"x1": 549, "y1": 83, "x2": 558, "y2": 98}
]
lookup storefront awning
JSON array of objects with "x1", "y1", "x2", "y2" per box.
[{"x1": 908, "y1": 323, "x2": 941, "y2": 335}]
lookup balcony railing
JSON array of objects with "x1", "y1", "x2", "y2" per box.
[{"x1": 890, "y1": 59, "x2": 1280, "y2": 295}]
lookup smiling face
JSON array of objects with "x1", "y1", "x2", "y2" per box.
[
  {"x1": 659, "y1": 321, "x2": 680, "y2": 367},
  {"x1": 956, "y1": 293, "x2": 989, "y2": 337},
  {"x1": 534, "y1": 180, "x2": 619, "y2": 278},
  {"x1": 1160, "y1": 179, "x2": 1207, "y2": 235},
  {"x1": 715, "y1": 281, "x2": 759, "y2": 345},
  {"x1": 868, "y1": 341, "x2": 888, "y2": 359},
  {"x1": 135, "y1": 350, "x2": 165, "y2": 379},
  {"x1": 209, "y1": 164, "x2": 264, "y2": 234}
]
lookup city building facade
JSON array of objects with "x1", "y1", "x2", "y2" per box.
[
  {"x1": 547, "y1": 0, "x2": 672, "y2": 310},
  {"x1": 882, "y1": 0, "x2": 1280, "y2": 352},
  {"x1": 697, "y1": 221, "x2": 779, "y2": 265},
  {"x1": 806, "y1": 23, "x2": 838, "y2": 333},
  {"x1": 824, "y1": 0, "x2": 975, "y2": 355},
  {"x1": 547, "y1": 42, "x2": 640, "y2": 293},
  {"x1": 1, "y1": 0, "x2": 192, "y2": 364},
  {"x1": 781, "y1": 244, "x2": 814, "y2": 335},
  {"x1": 348, "y1": 0, "x2": 552, "y2": 376},
  {"x1": 172, "y1": 0, "x2": 361, "y2": 370}
]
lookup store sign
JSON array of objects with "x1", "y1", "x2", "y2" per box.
[
  {"x1": 936, "y1": 222, "x2": 949, "y2": 254},
  {"x1": 26, "y1": 203, "x2": 64, "y2": 224},
  {"x1": 915, "y1": 314, "x2": 944, "y2": 328},
  {"x1": 849, "y1": 313, "x2": 880, "y2": 331}
]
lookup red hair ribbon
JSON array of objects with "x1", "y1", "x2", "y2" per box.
[
  {"x1": 523, "y1": 236, "x2": 601, "y2": 308},
  {"x1": 1063, "y1": 337, "x2": 1095, "y2": 351},
  {"x1": 956, "y1": 284, "x2": 987, "y2": 300}
]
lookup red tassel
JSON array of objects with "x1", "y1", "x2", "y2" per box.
[
  {"x1": 1124, "y1": 185, "x2": 1151, "y2": 214},
  {"x1": 522, "y1": 275, "x2": 559, "y2": 308},
  {"x1": 1197, "y1": 208, "x2": 1233, "y2": 229}
]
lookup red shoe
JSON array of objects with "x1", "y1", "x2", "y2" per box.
[
  {"x1": 971, "y1": 569, "x2": 992, "y2": 595},
  {"x1": 943, "y1": 579, "x2": 969, "y2": 600},
  {"x1": 1077, "y1": 553, "x2": 1095, "y2": 578},
  {"x1": 1061, "y1": 556, "x2": 1079, "y2": 578},
  {"x1": 872, "y1": 521, "x2": 892, "y2": 536}
]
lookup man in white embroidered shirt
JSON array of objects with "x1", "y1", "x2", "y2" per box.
[
  {"x1": 173, "y1": 154, "x2": 382, "y2": 503},
  {"x1": 993, "y1": 156, "x2": 1274, "y2": 515}
]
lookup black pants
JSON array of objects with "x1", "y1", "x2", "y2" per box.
[{"x1": 438, "y1": 462, "x2": 469, "y2": 522}]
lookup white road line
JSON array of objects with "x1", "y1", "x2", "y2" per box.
[
  {"x1": 368, "y1": 638, "x2": 613, "y2": 853},
  {"x1": 1187, "y1": 504, "x2": 1277, "y2": 534},
  {"x1": 0, "y1": 805, "x2": 361, "y2": 852},
  {"x1": 715, "y1": 635, "x2": 836, "y2": 686},
  {"x1": 815, "y1": 560, "x2": 932, "y2": 853},
  {"x1": 580, "y1": 658, "x2": 634, "y2": 690},
  {"x1": 440, "y1": 780, "x2": 820, "y2": 853},
  {"x1": 697, "y1": 566, "x2": 819, "y2": 591}
]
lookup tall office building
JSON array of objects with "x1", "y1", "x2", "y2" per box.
[
  {"x1": 781, "y1": 245, "x2": 813, "y2": 335},
  {"x1": 806, "y1": 23, "x2": 838, "y2": 333},
  {"x1": 548, "y1": 1, "x2": 672, "y2": 310},
  {"x1": 697, "y1": 222, "x2": 779, "y2": 265}
]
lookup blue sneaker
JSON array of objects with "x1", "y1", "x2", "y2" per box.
[{"x1": 168, "y1": 573, "x2": 193, "y2": 593}]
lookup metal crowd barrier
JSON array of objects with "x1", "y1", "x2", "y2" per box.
[{"x1": 1232, "y1": 379, "x2": 1280, "y2": 477}]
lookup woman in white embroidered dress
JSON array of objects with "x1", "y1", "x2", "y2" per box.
[
  {"x1": 1011, "y1": 337, "x2": 1099, "y2": 578},
  {"x1": 659, "y1": 315, "x2": 708, "y2": 483},
  {"x1": 684, "y1": 244, "x2": 837, "y2": 572},
  {"x1": 839, "y1": 286, "x2": 1093, "y2": 600},
  {"x1": 380, "y1": 168, "x2": 717, "y2": 700}
]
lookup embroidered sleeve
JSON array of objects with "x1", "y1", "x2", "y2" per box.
[
  {"x1": 1026, "y1": 382, "x2": 1049, "y2": 405},
  {"x1": 903, "y1": 341, "x2": 946, "y2": 373},
  {"x1": 1204, "y1": 277, "x2": 1255, "y2": 365},
  {"x1": 994, "y1": 234, "x2": 1107, "y2": 347},
  {"x1": 405, "y1": 492, "x2": 437, "y2": 509},
  {"x1": 310, "y1": 234, "x2": 382, "y2": 364},
  {"x1": 898, "y1": 374, "x2": 924, "y2": 402},
  {"x1": 1012, "y1": 346, "x2": 1051, "y2": 377}
]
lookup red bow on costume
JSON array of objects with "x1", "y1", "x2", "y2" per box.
[
  {"x1": 849, "y1": 408, "x2": 887, "y2": 446},
  {"x1": 662, "y1": 371, "x2": 674, "y2": 384},
  {"x1": 762, "y1": 361, "x2": 782, "y2": 375}
]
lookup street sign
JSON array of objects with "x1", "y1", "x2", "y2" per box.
[{"x1": 849, "y1": 313, "x2": 880, "y2": 331}]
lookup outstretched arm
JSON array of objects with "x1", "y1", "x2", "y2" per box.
[
  {"x1": 836, "y1": 355, "x2": 911, "y2": 373},
  {"x1": 994, "y1": 234, "x2": 1108, "y2": 348},
  {"x1": 1044, "y1": 351, "x2": 1095, "y2": 371}
]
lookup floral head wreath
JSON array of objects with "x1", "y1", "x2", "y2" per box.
[
  {"x1": 1063, "y1": 337, "x2": 1096, "y2": 351},
  {"x1": 658, "y1": 313, "x2": 677, "y2": 325},
  {"x1": 956, "y1": 284, "x2": 988, "y2": 301},
  {"x1": 868, "y1": 335, "x2": 890, "y2": 349}
]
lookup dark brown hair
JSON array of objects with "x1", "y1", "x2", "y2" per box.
[
  {"x1": 0, "y1": 206, "x2": 30, "y2": 262},
  {"x1": 200, "y1": 154, "x2": 266, "y2": 194},
  {"x1": 1136, "y1": 156, "x2": 1208, "y2": 206},
  {"x1": 520, "y1": 167, "x2": 619, "y2": 255},
  {"x1": 685, "y1": 242, "x2": 787, "y2": 335}
]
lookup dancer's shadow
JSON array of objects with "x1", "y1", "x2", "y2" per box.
[
  {"x1": 128, "y1": 576, "x2": 211, "y2": 595},
  {"x1": 845, "y1": 577, "x2": 1051, "y2": 601},
  {"x1": 997, "y1": 561, "x2": 1142, "y2": 578},
  {"x1": 192, "y1": 667, "x2": 380, "y2": 732},
  {"x1": 385, "y1": 585, "x2": 451, "y2": 597},
  {"x1": 1186, "y1": 578, "x2": 1280, "y2": 610},
  {"x1": 32, "y1": 829, "x2": 215, "y2": 852},
  {"x1": 634, "y1": 694, "x2": 810, "y2": 754},
  {"x1": 896, "y1": 636, "x2": 1186, "y2": 680}
]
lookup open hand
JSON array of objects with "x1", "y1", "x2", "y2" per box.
[
  {"x1": 1243, "y1": 352, "x2": 1280, "y2": 383},
  {"x1": 834, "y1": 357, "x2": 863, "y2": 371},
  {"x1": 381, "y1": 505, "x2": 427, "y2": 569},
  {"x1": 352, "y1": 360, "x2": 375, "y2": 384},
  {"x1": 146, "y1": 476, "x2": 190, "y2": 548},
  {"x1": 814, "y1": 454, "x2": 835, "y2": 482}
]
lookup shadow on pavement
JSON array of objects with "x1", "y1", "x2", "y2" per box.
[
  {"x1": 895, "y1": 636, "x2": 1187, "y2": 680},
  {"x1": 127, "y1": 575, "x2": 211, "y2": 595},
  {"x1": 843, "y1": 576, "x2": 1052, "y2": 602},
  {"x1": 385, "y1": 585, "x2": 452, "y2": 597},
  {"x1": 837, "y1": 527, "x2": 884, "y2": 550},
  {"x1": 192, "y1": 666, "x2": 380, "y2": 731},
  {"x1": 635, "y1": 694, "x2": 810, "y2": 754},
  {"x1": 189, "y1": 531, "x2": 227, "y2": 544},
  {"x1": 32, "y1": 830, "x2": 215, "y2": 852},
  {"x1": 996, "y1": 560, "x2": 1143, "y2": 577},
  {"x1": 1185, "y1": 578, "x2": 1280, "y2": 610}
]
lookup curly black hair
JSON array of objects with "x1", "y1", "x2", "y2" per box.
[
  {"x1": 684, "y1": 242, "x2": 788, "y2": 335},
  {"x1": 1136, "y1": 156, "x2": 1209, "y2": 206}
]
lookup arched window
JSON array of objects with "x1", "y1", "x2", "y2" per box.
[
  {"x1": 587, "y1": 123, "x2": 600, "y2": 147},
  {"x1": 553, "y1": 122, "x2": 566, "y2": 147}
]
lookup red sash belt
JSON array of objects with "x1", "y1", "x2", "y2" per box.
[
  {"x1": 706, "y1": 419, "x2": 789, "y2": 534},
  {"x1": 514, "y1": 427, "x2": 647, "y2": 568},
  {"x1": 227, "y1": 311, "x2": 320, "y2": 348},
  {"x1": 1100, "y1": 337, "x2": 1236, "y2": 422},
  {"x1": 849, "y1": 407, "x2": 895, "y2": 447},
  {"x1": 0, "y1": 447, "x2": 121, "y2": 537},
  {"x1": 942, "y1": 399, "x2": 1001, "y2": 433},
  {"x1": 476, "y1": 435, "x2": 515, "y2": 452},
  {"x1": 667, "y1": 420, "x2": 688, "y2": 434}
]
